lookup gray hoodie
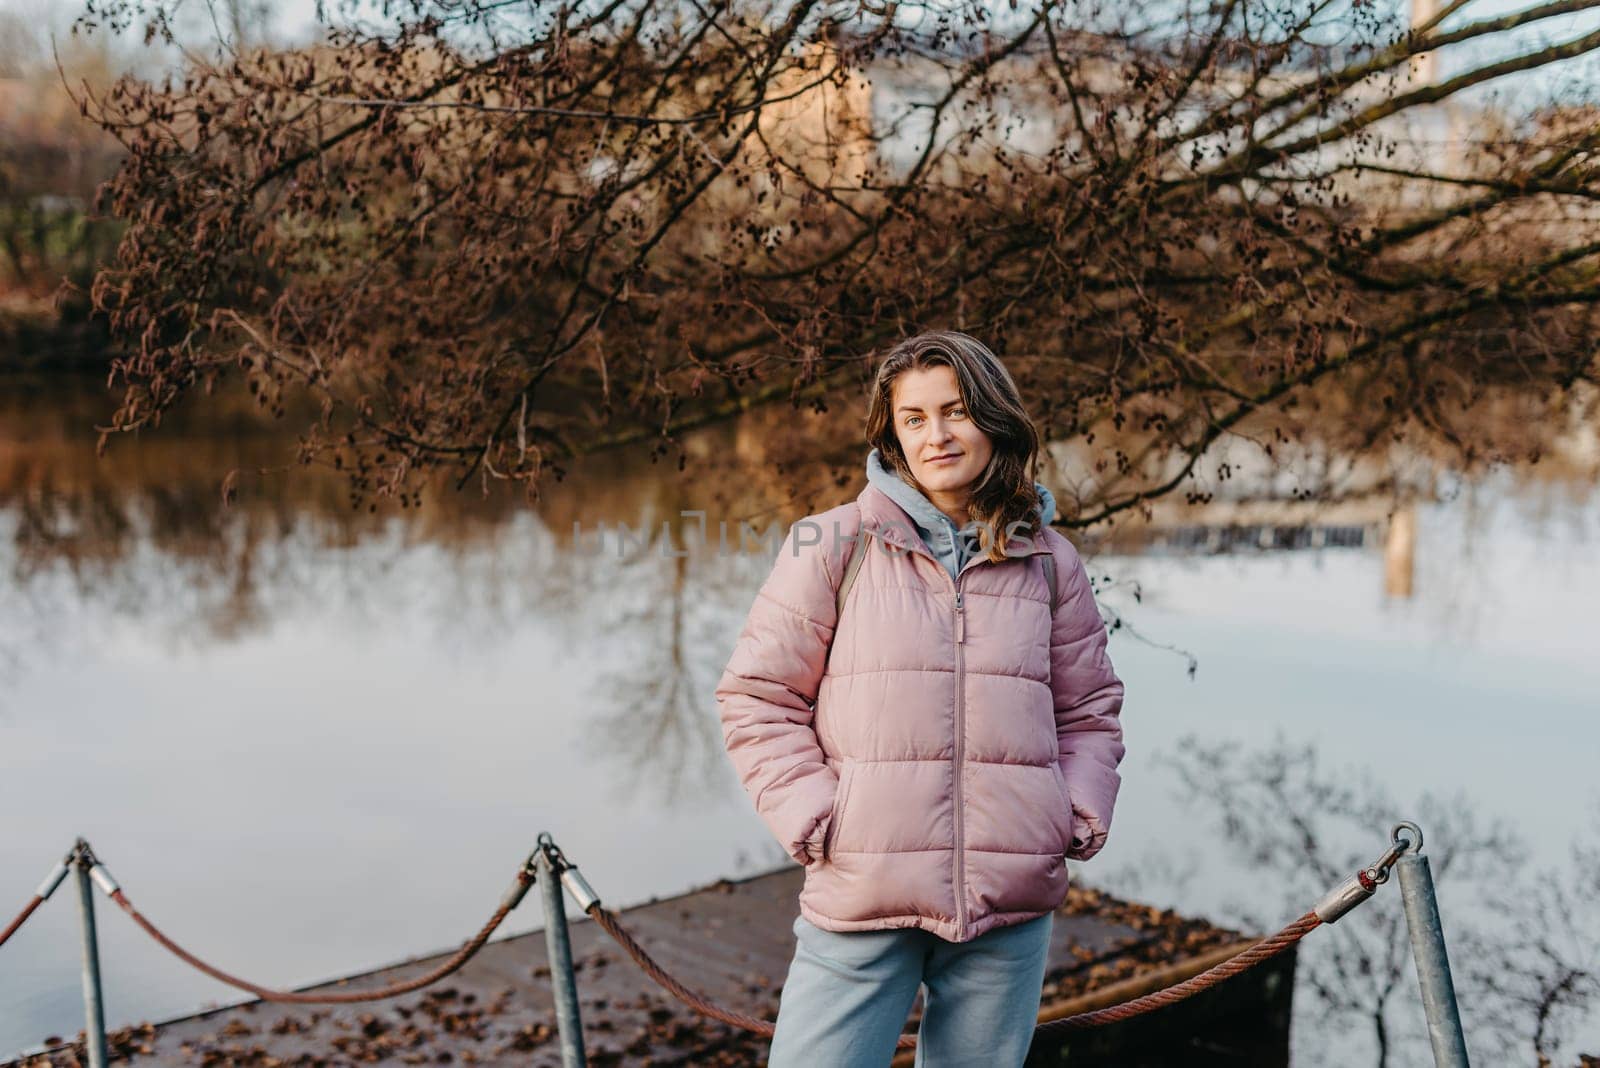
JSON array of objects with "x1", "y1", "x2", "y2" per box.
[{"x1": 865, "y1": 447, "x2": 1058, "y2": 581}]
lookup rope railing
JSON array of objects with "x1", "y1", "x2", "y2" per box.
[
  {"x1": 107, "y1": 873, "x2": 534, "y2": 1004},
  {"x1": 3, "y1": 824, "x2": 1442, "y2": 1068},
  {"x1": 497, "y1": 832, "x2": 1412, "y2": 1052},
  {"x1": 0, "y1": 895, "x2": 47, "y2": 950},
  {"x1": 1038, "y1": 911, "x2": 1319, "y2": 1031},
  {"x1": 4, "y1": 839, "x2": 537, "y2": 1006},
  {"x1": 589, "y1": 887, "x2": 1321, "y2": 1045},
  {"x1": 0, "y1": 848, "x2": 73, "y2": 951}
]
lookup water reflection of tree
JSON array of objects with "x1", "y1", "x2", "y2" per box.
[
  {"x1": 7, "y1": 380, "x2": 1599, "y2": 814},
  {"x1": 0, "y1": 380, "x2": 819, "y2": 810},
  {"x1": 577, "y1": 543, "x2": 723, "y2": 806},
  {"x1": 1110, "y1": 737, "x2": 1598, "y2": 1067},
  {"x1": 1480, "y1": 801, "x2": 1600, "y2": 1067},
  {"x1": 573, "y1": 474, "x2": 782, "y2": 807}
]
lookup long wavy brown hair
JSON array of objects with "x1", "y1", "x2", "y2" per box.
[{"x1": 864, "y1": 330, "x2": 1049, "y2": 564}]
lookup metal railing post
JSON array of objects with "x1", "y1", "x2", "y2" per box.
[
  {"x1": 1395, "y1": 829, "x2": 1470, "y2": 1067},
  {"x1": 72, "y1": 842, "x2": 109, "y2": 1068},
  {"x1": 534, "y1": 843, "x2": 587, "y2": 1068}
]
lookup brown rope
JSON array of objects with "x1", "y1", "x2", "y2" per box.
[
  {"x1": 108, "y1": 873, "x2": 531, "y2": 1004},
  {"x1": 8, "y1": 836, "x2": 1327, "y2": 1045},
  {"x1": 0, "y1": 896, "x2": 44, "y2": 949},
  {"x1": 1037, "y1": 911, "x2": 1321, "y2": 1032},
  {"x1": 74, "y1": 827, "x2": 1322, "y2": 1039},
  {"x1": 588, "y1": 904, "x2": 920, "y2": 1050},
  {"x1": 589, "y1": 903, "x2": 1321, "y2": 1048}
]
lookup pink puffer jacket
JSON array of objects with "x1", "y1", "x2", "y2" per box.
[{"x1": 716, "y1": 482, "x2": 1126, "y2": 942}]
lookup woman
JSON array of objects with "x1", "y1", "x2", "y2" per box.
[{"x1": 715, "y1": 330, "x2": 1126, "y2": 1067}]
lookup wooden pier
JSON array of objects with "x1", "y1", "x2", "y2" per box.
[{"x1": 15, "y1": 868, "x2": 1295, "y2": 1066}]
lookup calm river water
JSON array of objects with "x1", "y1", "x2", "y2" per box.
[{"x1": 2, "y1": 376, "x2": 1597, "y2": 1065}]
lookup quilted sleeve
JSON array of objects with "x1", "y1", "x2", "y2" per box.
[
  {"x1": 715, "y1": 516, "x2": 844, "y2": 866},
  {"x1": 1048, "y1": 540, "x2": 1127, "y2": 861}
]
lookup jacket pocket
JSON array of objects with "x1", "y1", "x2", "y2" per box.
[
  {"x1": 1049, "y1": 763, "x2": 1075, "y2": 853},
  {"x1": 823, "y1": 761, "x2": 857, "y2": 862}
]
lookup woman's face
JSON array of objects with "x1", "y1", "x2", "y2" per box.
[{"x1": 889, "y1": 364, "x2": 994, "y2": 508}]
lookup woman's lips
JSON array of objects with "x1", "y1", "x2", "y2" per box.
[{"x1": 928, "y1": 454, "x2": 962, "y2": 465}]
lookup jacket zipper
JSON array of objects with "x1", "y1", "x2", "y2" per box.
[
  {"x1": 952, "y1": 583, "x2": 966, "y2": 936},
  {"x1": 867, "y1": 521, "x2": 1047, "y2": 939}
]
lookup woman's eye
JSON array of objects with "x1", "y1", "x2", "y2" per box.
[
  {"x1": 949, "y1": 408, "x2": 966, "y2": 419},
  {"x1": 906, "y1": 416, "x2": 922, "y2": 427}
]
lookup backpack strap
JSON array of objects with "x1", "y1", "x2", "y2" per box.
[
  {"x1": 835, "y1": 520, "x2": 870, "y2": 621},
  {"x1": 833, "y1": 509, "x2": 1058, "y2": 619},
  {"x1": 1040, "y1": 547, "x2": 1058, "y2": 612}
]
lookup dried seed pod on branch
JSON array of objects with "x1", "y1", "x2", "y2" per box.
[{"x1": 68, "y1": 0, "x2": 1600, "y2": 513}]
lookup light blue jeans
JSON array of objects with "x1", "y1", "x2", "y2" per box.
[{"x1": 766, "y1": 911, "x2": 1054, "y2": 1067}]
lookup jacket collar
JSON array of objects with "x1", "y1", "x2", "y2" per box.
[{"x1": 855, "y1": 482, "x2": 1053, "y2": 568}]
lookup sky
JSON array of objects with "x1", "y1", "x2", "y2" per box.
[
  {"x1": 5, "y1": 0, "x2": 1598, "y2": 58},
  {"x1": 4, "y1": 0, "x2": 1599, "y2": 108}
]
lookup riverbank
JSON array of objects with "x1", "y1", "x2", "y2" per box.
[{"x1": 0, "y1": 297, "x2": 110, "y2": 374}]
